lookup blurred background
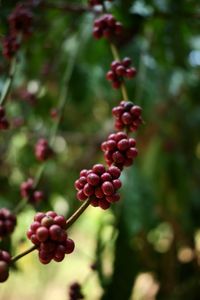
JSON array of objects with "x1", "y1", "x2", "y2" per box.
[{"x1": 0, "y1": 0, "x2": 200, "y2": 299}]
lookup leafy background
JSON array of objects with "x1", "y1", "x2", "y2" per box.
[{"x1": 0, "y1": 0, "x2": 200, "y2": 299}]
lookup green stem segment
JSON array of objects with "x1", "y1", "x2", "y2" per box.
[
  {"x1": 110, "y1": 43, "x2": 129, "y2": 101},
  {"x1": 66, "y1": 198, "x2": 92, "y2": 229},
  {"x1": 0, "y1": 57, "x2": 17, "y2": 106},
  {"x1": 11, "y1": 245, "x2": 37, "y2": 263}
]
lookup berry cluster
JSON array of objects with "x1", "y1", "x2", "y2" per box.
[
  {"x1": 0, "y1": 208, "x2": 17, "y2": 239},
  {"x1": 20, "y1": 178, "x2": 44, "y2": 204},
  {"x1": 106, "y1": 58, "x2": 137, "y2": 89},
  {"x1": 0, "y1": 106, "x2": 9, "y2": 130},
  {"x1": 75, "y1": 164, "x2": 121, "y2": 210},
  {"x1": 2, "y1": 36, "x2": 20, "y2": 60},
  {"x1": 0, "y1": 250, "x2": 11, "y2": 283},
  {"x1": 35, "y1": 138, "x2": 53, "y2": 161},
  {"x1": 69, "y1": 282, "x2": 84, "y2": 300},
  {"x1": 8, "y1": 4, "x2": 33, "y2": 37},
  {"x1": 27, "y1": 211, "x2": 75, "y2": 264},
  {"x1": 112, "y1": 101, "x2": 142, "y2": 131},
  {"x1": 101, "y1": 132, "x2": 138, "y2": 169},
  {"x1": 93, "y1": 14, "x2": 123, "y2": 39},
  {"x1": 2, "y1": 4, "x2": 33, "y2": 60}
]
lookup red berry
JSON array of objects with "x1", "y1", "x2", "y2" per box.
[
  {"x1": 102, "y1": 181, "x2": 114, "y2": 196},
  {"x1": 87, "y1": 173, "x2": 100, "y2": 186},
  {"x1": 36, "y1": 226, "x2": 49, "y2": 242},
  {"x1": 66, "y1": 238, "x2": 75, "y2": 254},
  {"x1": 0, "y1": 261, "x2": 9, "y2": 282}
]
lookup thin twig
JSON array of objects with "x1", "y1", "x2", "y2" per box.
[
  {"x1": 0, "y1": 57, "x2": 17, "y2": 106},
  {"x1": 66, "y1": 199, "x2": 92, "y2": 229},
  {"x1": 11, "y1": 245, "x2": 37, "y2": 263}
]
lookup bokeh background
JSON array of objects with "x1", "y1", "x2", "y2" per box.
[{"x1": 0, "y1": 0, "x2": 200, "y2": 299}]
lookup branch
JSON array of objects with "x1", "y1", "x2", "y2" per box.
[{"x1": 0, "y1": 57, "x2": 17, "y2": 106}]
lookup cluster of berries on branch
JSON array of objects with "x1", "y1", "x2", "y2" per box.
[
  {"x1": 106, "y1": 58, "x2": 137, "y2": 89},
  {"x1": 75, "y1": 164, "x2": 121, "y2": 210},
  {"x1": 35, "y1": 138, "x2": 53, "y2": 161},
  {"x1": 112, "y1": 101, "x2": 142, "y2": 131},
  {"x1": 20, "y1": 178, "x2": 44, "y2": 204},
  {"x1": 27, "y1": 211, "x2": 75, "y2": 264},
  {"x1": 0, "y1": 208, "x2": 17, "y2": 239},
  {"x1": 0, "y1": 106, "x2": 9, "y2": 130},
  {"x1": 101, "y1": 132, "x2": 138, "y2": 169},
  {"x1": 93, "y1": 14, "x2": 123, "y2": 39},
  {"x1": 8, "y1": 4, "x2": 33, "y2": 37},
  {"x1": 2, "y1": 36, "x2": 20, "y2": 60},
  {"x1": 2, "y1": 3, "x2": 33, "y2": 60},
  {"x1": 69, "y1": 282, "x2": 84, "y2": 300},
  {"x1": 0, "y1": 250, "x2": 11, "y2": 282}
]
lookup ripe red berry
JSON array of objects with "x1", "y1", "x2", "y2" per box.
[
  {"x1": 0, "y1": 208, "x2": 17, "y2": 238},
  {"x1": 0, "y1": 250, "x2": 11, "y2": 283},
  {"x1": 35, "y1": 138, "x2": 53, "y2": 161}
]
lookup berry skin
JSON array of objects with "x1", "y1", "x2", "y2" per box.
[
  {"x1": 93, "y1": 14, "x2": 123, "y2": 40},
  {"x1": 0, "y1": 250, "x2": 11, "y2": 283},
  {"x1": 101, "y1": 132, "x2": 138, "y2": 169},
  {"x1": 27, "y1": 211, "x2": 75, "y2": 264},
  {"x1": 0, "y1": 208, "x2": 16, "y2": 239},
  {"x1": 20, "y1": 178, "x2": 44, "y2": 204},
  {"x1": 0, "y1": 106, "x2": 10, "y2": 130},
  {"x1": 106, "y1": 58, "x2": 137, "y2": 89},
  {"x1": 35, "y1": 138, "x2": 53, "y2": 161},
  {"x1": 75, "y1": 164, "x2": 122, "y2": 209},
  {"x1": 112, "y1": 101, "x2": 143, "y2": 132}
]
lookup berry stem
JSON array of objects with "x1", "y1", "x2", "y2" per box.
[
  {"x1": 110, "y1": 43, "x2": 120, "y2": 61},
  {"x1": 13, "y1": 198, "x2": 27, "y2": 214},
  {"x1": 110, "y1": 43, "x2": 129, "y2": 101},
  {"x1": 11, "y1": 245, "x2": 37, "y2": 263},
  {"x1": 66, "y1": 198, "x2": 92, "y2": 229},
  {"x1": 0, "y1": 57, "x2": 17, "y2": 106},
  {"x1": 121, "y1": 83, "x2": 129, "y2": 101}
]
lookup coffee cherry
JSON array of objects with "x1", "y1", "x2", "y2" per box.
[
  {"x1": 2, "y1": 36, "x2": 20, "y2": 60},
  {"x1": 0, "y1": 106, "x2": 10, "y2": 130},
  {"x1": 112, "y1": 101, "x2": 143, "y2": 132},
  {"x1": 93, "y1": 14, "x2": 123, "y2": 40},
  {"x1": 35, "y1": 138, "x2": 53, "y2": 161},
  {"x1": 0, "y1": 250, "x2": 11, "y2": 283},
  {"x1": 27, "y1": 211, "x2": 75, "y2": 264},
  {"x1": 20, "y1": 178, "x2": 44, "y2": 204},
  {"x1": 8, "y1": 4, "x2": 33, "y2": 37},
  {"x1": 75, "y1": 164, "x2": 121, "y2": 209},
  {"x1": 106, "y1": 58, "x2": 137, "y2": 89},
  {"x1": 101, "y1": 132, "x2": 138, "y2": 169},
  {"x1": 69, "y1": 282, "x2": 84, "y2": 300},
  {"x1": 0, "y1": 208, "x2": 16, "y2": 239}
]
